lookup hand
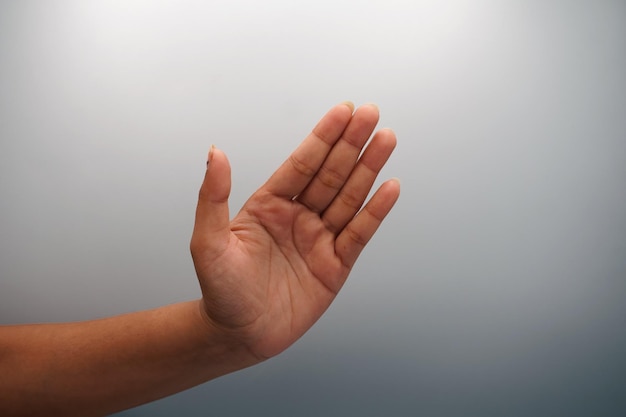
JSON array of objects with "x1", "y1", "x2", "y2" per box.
[{"x1": 190, "y1": 102, "x2": 400, "y2": 360}]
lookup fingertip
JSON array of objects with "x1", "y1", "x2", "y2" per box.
[
  {"x1": 206, "y1": 144, "x2": 216, "y2": 167},
  {"x1": 341, "y1": 101, "x2": 355, "y2": 113},
  {"x1": 353, "y1": 103, "x2": 380, "y2": 123},
  {"x1": 363, "y1": 102, "x2": 379, "y2": 112},
  {"x1": 377, "y1": 128, "x2": 397, "y2": 148},
  {"x1": 389, "y1": 177, "x2": 401, "y2": 192},
  {"x1": 200, "y1": 145, "x2": 231, "y2": 202},
  {"x1": 206, "y1": 145, "x2": 228, "y2": 168},
  {"x1": 379, "y1": 178, "x2": 401, "y2": 205}
]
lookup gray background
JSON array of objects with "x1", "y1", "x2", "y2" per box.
[{"x1": 1, "y1": 1, "x2": 625, "y2": 416}]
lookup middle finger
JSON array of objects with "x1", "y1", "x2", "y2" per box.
[{"x1": 296, "y1": 104, "x2": 379, "y2": 213}]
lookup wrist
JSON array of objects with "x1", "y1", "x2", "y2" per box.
[{"x1": 191, "y1": 300, "x2": 265, "y2": 370}]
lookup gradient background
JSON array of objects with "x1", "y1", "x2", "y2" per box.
[{"x1": 1, "y1": 1, "x2": 625, "y2": 416}]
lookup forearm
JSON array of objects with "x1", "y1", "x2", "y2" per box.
[{"x1": 0, "y1": 300, "x2": 259, "y2": 417}]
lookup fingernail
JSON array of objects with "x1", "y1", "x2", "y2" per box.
[
  {"x1": 206, "y1": 144, "x2": 216, "y2": 167},
  {"x1": 364, "y1": 102, "x2": 379, "y2": 112},
  {"x1": 341, "y1": 101, "x2": 355, "y2": 112}
]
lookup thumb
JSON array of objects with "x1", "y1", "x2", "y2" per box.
[{"x1": 191, "y1": 145, "x2": 231, "y2": 256}]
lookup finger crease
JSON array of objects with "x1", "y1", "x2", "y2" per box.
[
  {"x1": 364, "y1": 203, "x2": 385, "y2": 222},
  {"x1": 338, "y1": 187, "x2": 365, "y2": 211},
  {"x1": 288, "y1": 154, "x2": 317, "y2": 178},
  {"x1": 311, "y1": 129, "x2": 336, "y2": 146},
  {"x1": 345, "y1": 224, "x2": 368, "y2": 247},
  {"x1": 318, "y1": 165, "x2": 346, "y2": 190}
]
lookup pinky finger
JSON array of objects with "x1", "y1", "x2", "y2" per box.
[{"x1": 335, "y1": 178, "x2": 401, "y2": 271}]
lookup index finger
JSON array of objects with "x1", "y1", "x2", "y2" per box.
[{"x1": 262, "y1": 102, "x2": 355, "y2": 198}]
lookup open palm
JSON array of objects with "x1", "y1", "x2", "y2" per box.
[{"x1": 190, "y1": 103, "x2": 400, "y2": 360}]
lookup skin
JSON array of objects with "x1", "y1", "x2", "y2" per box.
[{"x1": 0, "y1": 102, "x2": 400, "y2": 416}]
